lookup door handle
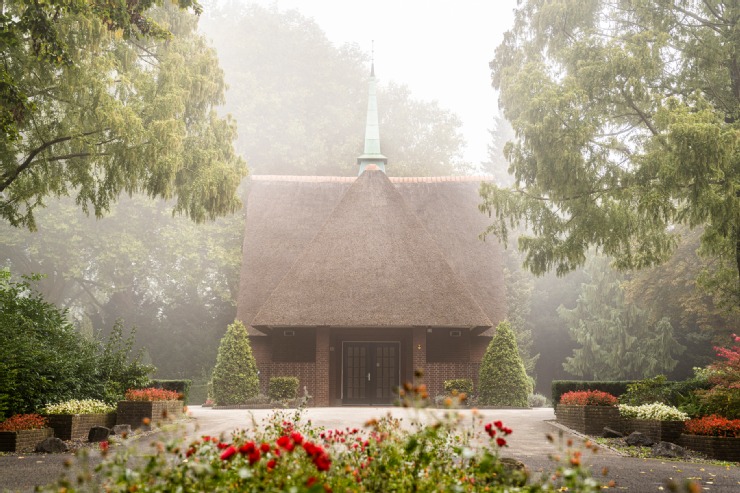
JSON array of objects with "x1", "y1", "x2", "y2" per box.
[{"x1": 367, "y1": 372, "x2": 371, "y2": 382}]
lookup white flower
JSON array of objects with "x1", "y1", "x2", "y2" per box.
[
  {"x1": 618, "y1": 402, "x2": 688, "y2": 421},
  {"x1": 42, "y1": 399, "x2": 115, "y2": 415}
]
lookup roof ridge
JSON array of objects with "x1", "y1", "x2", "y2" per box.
[{"x1": 250, "y1": 175, "x2": 495, "y2": 183}]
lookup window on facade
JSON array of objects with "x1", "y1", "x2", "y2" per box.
[
  {"x1": 426, "y1": 328, "x2": 469, "y2": 362},
  {"x1": 272, "y1": 328, "x2": 316, "y2": 362}
]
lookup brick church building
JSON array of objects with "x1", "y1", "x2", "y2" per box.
[{"x1": 236, "y1": 65, "x2": 506, "y2": 406}]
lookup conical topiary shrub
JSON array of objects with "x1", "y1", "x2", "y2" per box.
[
  {"x1": 478, "y1": 320, "x2": 532, "y2": 407},
  {"x1": 211, "y1": 321, "x2": 260, "y2": 405}
]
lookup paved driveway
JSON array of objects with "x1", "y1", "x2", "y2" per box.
[{"x1": 1, "y1": 406, "x2": 738, "y2": 492}]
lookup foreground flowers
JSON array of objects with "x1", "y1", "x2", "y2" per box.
[{"x1": 42, "y1": 409, "x2": 604, "y2": 492}]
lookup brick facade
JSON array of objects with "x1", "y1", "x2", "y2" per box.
[{"x1": 622, "y1": 419, "x2": 685, "y2": 443}]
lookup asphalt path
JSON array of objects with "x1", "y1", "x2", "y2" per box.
[{"x1": 0, "y1": 406, "x2": 738, "y2": 492}]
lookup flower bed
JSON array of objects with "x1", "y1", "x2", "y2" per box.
[
  {"x1": 556, "y1": 405, "x2": 621, "y2": 435},
  {"x1": 0, "y1": 414, "x2": 52, "y2": 453},
  {"x1": 556, "y1": 390, "x2": 620, "y2": 435},
  {"x1": 45, "y1": 413, "x2": 117, "y2": 441},
  {"x1": 116, "y1": 400, "x2": 183, "y2": 428},
  {"x1": 618, "y1": 403, "x2": 687, "y2": 442},
  {"x1": 678, "y1": 415, "x2": 740, "y2": 461}
]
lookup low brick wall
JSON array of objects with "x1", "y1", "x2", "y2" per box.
[
  {"x1": 45, "y1": 413, "x2": 117, "y2": 441},
  {"x1": 679, "y1": 434, "x2": 740, "y2": 462},
  {"x1": 555, "y1": 405, "x2": 621, "y2": 435},
  {"x1": 622, "y1": 419, "x2": 684, "y2": 443},
  {"x1": 0, "y1": 428, "x2": 53, "y2": 453},
  {"x1": 116, "y1": 401, "x2": 184, "y2": 429}
]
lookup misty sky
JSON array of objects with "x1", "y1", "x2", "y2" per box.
[{"x1": 246, "y1": 0, "x2": 519, "y2": 167}]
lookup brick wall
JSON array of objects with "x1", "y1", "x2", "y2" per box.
[
  {"x1": 555, "y1": 405, "x2": 621, "y2": 435},
  {"x1": 425, "y1": 362, "x2": 479, "y2": 399},
  {"x1": 116, "y1": 401, "x2": 183, "y2": 429},
  {"x1": 623, "y1": 419, "x2": 684, "y2": 443},
  {"x1": 412, "y1": 328, "x2": 426, "y2": 386},
  {"x1": 0, "y1": 428, "x2": 52, "y2": 453},
  {"x1": 46, "y1": 413, "x2": 117, "y2": 441},
  {"x1": 315, "y1": 328, "x2": 330, "y2": 406},
  {"x1": 679, "y1": 435, "x2": 740, "y2": 461}
]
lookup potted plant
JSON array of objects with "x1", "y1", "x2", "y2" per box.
[
  {"x1": 42, "y1": 399, "x2": 117, "y2": 441},
  {"x1": 0, "y1": 414, "x2": 53, "y2": 453},
  {"x1": 618, "y1": 402, "x2": 688, "y2": 442},
  {"x1": 555, "y1": 390, "x2": 620, "y2": 435},
  {"x1": 116, "y1": 388, "x2": 184, "y2": 429},
  {"x1": 679, "y1": 415, "x2": 740, "y2": 461}
]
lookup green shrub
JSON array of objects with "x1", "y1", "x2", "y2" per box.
[
  {"x1": 151, "y1": 380, "x2": 192, "y2": 404},
  {"x1": 443, "y1": 379, "x2": 473, "y2": 396},
  {"x1": 0, "y1": 271, "x2": 153, "y2": 419},
  {"x1": 211, "y1": 321, "x2": 260, "y2": 405},
  {"x1": 478, "y1": 321, "x2": 532, "y2": 407},
  {"x1": 527, "y1": 393, "x2": 549, "y2": 407},
  {"x1": 268, "y1": 377, "x2": 299, "y2": 401},
  {"x1": 41, "y1": 399, "x2": 115, "y2": 415}
]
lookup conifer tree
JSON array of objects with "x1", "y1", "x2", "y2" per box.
[
  {"x1": 478, "y1": 321, "x2": 532, "y2": 407},
  {"x1": 211, "y1": 321, "x2": 259, "y2": 405},
  {"x1": 559, "y1": 256, "x2": 685, "y2": 380}
]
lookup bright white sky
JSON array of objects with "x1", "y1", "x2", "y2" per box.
[{"x1": 249, "y1": 0, "x2": 519, "y2": 166}]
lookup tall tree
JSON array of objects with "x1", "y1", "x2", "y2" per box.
[
  {"x1": 198, "y1": 3, "x2": 469, "y2": 176},
  {"x1": 560, "y1": 256, "x2": 685, "y2": 380},
  {"x1": 481, "y1": 0, "x2": 739, "y2": 305},
  {"x1": 1, "y1": 2, "x2": 245, "y2": 229}
]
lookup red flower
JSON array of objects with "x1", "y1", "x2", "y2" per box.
[
  {"x1": 239, "y1": 442, "x2": 256, "y2": 455},
  {"x1": 248, "y1": 450, "x2": 261, "y2": 465},
  {"x1": 290, "y1": 431, "x2": 304, "y2": 444},
  {"x1": 496, "y1": 437, "x2": 507, "y2": 447},
  {"x1": 220, "y1": 445, "x2": 237, "y2": 460},
  {"x1": 276, "y1": 435, "x2": 294, "y2": 451},
  {"x1": 99, "y1": 441, "x2": 109, "y2": 452},
  {"x1": 267, "y1": 459, "x2": 277, "y2": 470},
  {"x1": 559, "y1": 390, "x2": 618, "y2": 406},
  {"x1": 314, "y1": 454, "x2": 331, "y2": 471},
  {"x1": 260, "y1": 442, "x2": 270, "y2": 453},
  {"x1": 306, "y1": 477, "x2": 317, "y2": 487},
  {"x1": 217, "y1": 442, "x2": 230, "y2": 450}
]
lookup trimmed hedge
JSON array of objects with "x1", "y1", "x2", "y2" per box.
[
  {"x1": 552, "y1": 381, "x2": 634, "y2": 406},
  {"x1": 268, "y1": 377, "x2": 299, "y2": 401},
  {"x1": 150, "y1": 380, "x2": 192, "y2": 403}
]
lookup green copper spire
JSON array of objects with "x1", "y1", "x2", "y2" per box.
[{"x1": 357, "y1": 60, "x2": 387, "y2": 175}]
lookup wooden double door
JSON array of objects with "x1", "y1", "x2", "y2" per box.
[{"x1": 342, "y1": 341, "x2": 400, "y2": 405}]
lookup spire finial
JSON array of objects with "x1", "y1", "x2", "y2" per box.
[{"x1": 371, "y1": 40, "x2": 375, "y2": 77}]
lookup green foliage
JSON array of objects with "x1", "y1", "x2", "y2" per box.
[
  {"x1": 551, "y1": 381, "x2": 634, "y2": 407},
  {"x1": 0, "y1": 2, "x2": 245, "y2": 229},
  {"x1": 268, "y1": 377, "x2": 299, "y2": 402},
  {"x1": 96, "y1": 322, "x2": 154, "y2": 403},
  {"x1": 211, "y1": 321, "x2": 259, "y2": 405},
  {"x1": 482, "y1": 0, "x2": 740, "y2": 304},
  {"x1": 560, "y1": 255, "x2": 685, "y2": 380},
  {"x1": 0, "y1": 270, "x2": 154, "y2": 419},
  {"x1": 199, "y1": 3, "x2": 469, "y2": 177},
  {"x1": 150, "y1": 380, "x2": 193, "y2": 404},
  {"x1": 0, "y1": 193, "x2": 242, "y2": 379},
  {"x1": 443, "y1": 379, "x2": 473, "y2": 396},
  {"x1": 478, "y1": 321, "x2": 533, "y2": 407}
]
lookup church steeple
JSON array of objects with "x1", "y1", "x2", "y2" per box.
[{"x1": 357, "y1": 54, "x2": 387, "y2": 175}]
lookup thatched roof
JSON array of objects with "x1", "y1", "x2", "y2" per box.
[{"x1": 249, "y1": 170, "x2": 493, "y2": 330}]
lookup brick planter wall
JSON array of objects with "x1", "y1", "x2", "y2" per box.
[
  {"x1": 0, "y1": 428, "x2": 53, "y2": 453},
  {"x1": 45, "y1": 413, "x2": 117, "y2": 441},
  {"x1": 555, "y1": 405, "x2": 621, "y2": 435},
  {"x1": 116, "y1": 401, "x2": 184, "y2": 429},
  {"x1": 679, "y1": 434, "x2": 740, "y2": 462},
  {"x1": 622, "y1": 419, "x2": 685, "y2": 443}
]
